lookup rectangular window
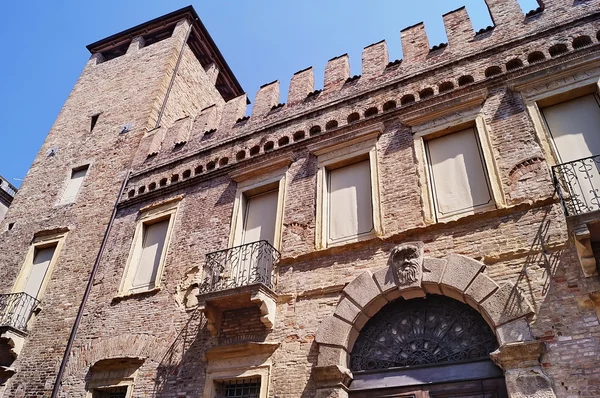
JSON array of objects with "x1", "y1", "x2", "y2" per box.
[
  {"x1": 120, "y1": 200, "x2": 179, "y2": 296},
  {"x1": 327, "y1": 160, "x2": 374, "y2": 244},
  {"x1": 541, "y1": 93, "x2": 600, "y2": 212},
  {"x1": 60, "y1": 165, "x2": 89, "y2": 204},
  {"x1": 92, "y1": 386, "x2": 129, "y2": 398},
  {"x1": 129, "y1": 218, "x2": 169, "y2": 293},
  {"x1": 23, "y1": 245, "x2": 56, "y2": 299},
  {"x1": 241, "y1": 189, "x2": 279, "y2": 246},
  {"x1": 426, "y1": 127, "x2": 493, "y2": 220},
  {"x1": 215, "y1": 378, "x2": 261, "y2": 398},
  {"x1": 541, "y1": 93, "x2": 600, "y2": 163}
]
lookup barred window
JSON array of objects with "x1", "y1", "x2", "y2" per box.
[
  {"x1": 93, "y1": 386, "x2": 128, "y2": 398},
  {"x1": 215, "y1": 377, "x2": 261, "y2": 398}
]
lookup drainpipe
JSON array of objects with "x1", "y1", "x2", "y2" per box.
[{"x1": 51, "y1": 169, "x2": 130, "y2": 397}]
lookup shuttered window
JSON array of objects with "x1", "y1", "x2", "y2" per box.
[
  {"x1": 242, "y1": 190, "x2": 278, "y2": 246},
  {"x1": 541, "y1": 94, "x2": 600, "y2": 163},
  {"x1": 130, "y1": 219, "x2": 169, "y2": 293},
  {"x1": 61, "y1": 165, "x2": 89, "y2": 203},
  {"x1": 23, "y1": 246, "x2": 56, "y2": 299},
  {"x1": 426, "y1": 128, "x2": 492, "y2": 219},
  {"x1": 328, "y1": 160, "x2": 374, "y2": 243}
]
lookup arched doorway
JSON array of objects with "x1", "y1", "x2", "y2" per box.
[{"x1": 349, "y1": 295, "x2": 508, "y2": 398}]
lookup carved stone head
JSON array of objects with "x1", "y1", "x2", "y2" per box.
[{"x1": 390, "y1": 242, "x2": 424, "y2": 286}]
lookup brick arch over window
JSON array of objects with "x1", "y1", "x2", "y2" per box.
[
  {"x1": 64, "y1": 334, "x2": 168, "y2": 377},
  {"x1": 315, "y1": 252, "x2": 535, "y2": 369}
]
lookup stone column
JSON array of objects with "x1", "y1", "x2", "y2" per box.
[{"x1": 491, "y1": 341, "x2": 557, "y2": 398}]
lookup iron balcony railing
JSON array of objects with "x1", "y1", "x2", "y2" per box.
[
  {"x1": 0, "y1": 292, "x2": 40, "y2": 332},
  {"x1": 199, "y1": 240, "x2": 280, "y2": 294},
  {"x1": 553, "y1": 155, "x2": 600, "y2": 217}
]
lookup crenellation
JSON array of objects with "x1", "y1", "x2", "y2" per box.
[
  {"x1": 483, "y1": 0, "x2": 524, "y2": 28},
  {"x1": 252, "y1": 80, "x2": 280, "y2": 117},
  {"x1": 127, "y1": 35, "x2": 145, "y2": 54},
  {"x1": 219, "y1": 94, "x2": 248, "y2": 130},
  {"x1": 362, "y1": 40, "x2": 388, "y2": 80},
  {"x1": 204, "y1": 63, "x2": 220, "y2": 86},
  {"x1": 288, "y1": 67, "x2": 314, "y2": 105},
  {"x1": 401, "y1": 22, "x2": 430, "y2": 63},
  {"x1": 443, "y1": 7, "x2": 475, "y2": 49},
  {"x1": 324, "y1": 54, "x2": 350, "y2": 92}
]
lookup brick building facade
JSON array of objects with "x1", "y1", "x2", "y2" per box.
[{"x1": 1, "y1": 1, "x2": 600, "y2": 397}]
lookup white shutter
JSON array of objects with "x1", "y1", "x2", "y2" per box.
[
  {"x1": 131, "y1": 219, "x2": 169, "y2": 292},
  {"x1": 328, "y1": 160, "x2": 373, "y2": 242},
  {"x1": 61, "y1": 166, "x2": 88, "y2": 203},
  {"x1": 427, "y1": 128, "x2": 492, "y2": 218},
  {"x1": 23, "y1": 246, "x2": 55, "y2": 298},
  {"x1": 541, "y1": 94, "x2": 600, "y2": 162},
  {"x1": 242, "y1": 190, "x2": 279, "y2": 246},
  {"x1": 542, "y1": 94, "x2": 600, "y2": 211}
]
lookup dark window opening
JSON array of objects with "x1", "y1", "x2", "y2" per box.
[
  {"x1": 364, "y1": 107, "x2": 379, "y2": 117},
  {"x1": 347, "y1": 113, "x2": 360, "y2": 123},
  {"x1": 309, "y1": 126, "x2": 322, "y2": 136},
  {"x1": 182, "y1": 169, "x2": 191, "y2": 179},
  {"x1": 484, "y1": 66, "x2": 502, "y2": 77},
  {"x1": 278, "y1": 136, "x2": 290, "y2": 147},
  {"x1": 236, "y1": 150, "x2": 246, "y2": 161},
  {"x1": 573, "y1": 35, "x2": 593, "y2": 49},
  {"x1": 215, "y1": 378, "x2": 261, "y2": 398},
  {"x1": 326, "y1": 120, "x2": 339, "y2": 130},
  {"x1": 383, "y1": 100, "x2": 397, "y2": 111},
  {"x1": 293, "y1": 131, "x2": 306, "y2": 141},
  {"x1": 528, "y1": 51, "x2": 546, "y2": 63},
  {"x1": 549, "y1": 43, "x2": 568, "y2": 57},
  {"x1": 438, "y1": 81, "x2": 454, "y2": 93},
  {"x1": 90, "y1": 114, "x2": 100, "y2": 132},
  {"x1": 506, "y1": 58, "x2": 524, "y2": 71},
  {"x1": 264, "y1": 142, "x2": 274, "y2": 152},
  {"x1": 401, "y1": 94, "x2": 415, "y2": 105},
  {"x1": 419, "y1": 88, "x2": 434, "y2": 99},
  {"x1": 458, "y1": 75, "x2": 475, "y2": 86},
  {"x1": 250, "y1": 146, "x2": 260, "y2": 156}
]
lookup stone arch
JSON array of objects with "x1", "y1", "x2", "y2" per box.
[{"x1": 313, "y1": 244, "x2": 552, "y2": 397}]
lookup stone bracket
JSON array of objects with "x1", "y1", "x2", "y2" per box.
[
  {"x1": 196, "y1": 283, "x2": 278, "y2": 337},
  {"x1": 573, "y1": 223, "x2": 598, "y2": 277},
  {"x1": 0, "y1": 328, "x2": 27, "y2": 360}
]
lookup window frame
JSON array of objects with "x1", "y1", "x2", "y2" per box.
[
  {"x1": 88, "y1": 384, "x2": 133, "y2": 398},
  {"x1": 203, "y1": 366, "x2": 270, "y2": 398},
  {"x1": 118, "y1": 198, "x2": 180, "y2": 297},
  {"x1": 228, "y1": 159, "x2": 289, "y2": 252},
  {"x1": 413, "y1": 112, "x2": 504, "y2": 224},
  {"x1": 521, "y1": 76, "x2": 600, "y2": 168},
  {"x1": 12, "y1": 230, "x2": 67, "y2": 302},
  {"x1": 310, "y1": 125, "x2": 383, "y2": 249},
  {"x1": 58, "y1": 163, "x2": 91, "y2": 205}
]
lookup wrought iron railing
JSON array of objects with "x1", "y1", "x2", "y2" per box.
[
  {"x1": 0, "y1": 292, "x2": 40, "y2": 332},
  {"x1": 199, "y1": 240, "x2": 280, "y2": 294},
  {"x1": 553, "y1": 155, "x2": 600, "y2": 216}
]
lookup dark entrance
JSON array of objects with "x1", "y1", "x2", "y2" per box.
[{"x1": 349, "y1": 295, "x2": 508, "y2": 398}]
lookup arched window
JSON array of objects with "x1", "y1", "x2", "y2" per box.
[{"x1": 350, "y1": 295, "x2": 506, "y2": 397}]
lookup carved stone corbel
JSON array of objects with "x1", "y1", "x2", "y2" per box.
[
  {"x1": 573, "y1": 223, "x2": 598, "y2": 277},
  {"x1": 313, "y1": 365, "x2": 353, "y2": 398},
  {"x1": 251, "y1": 290, "x2": 276, "y2": 329},
  {"x1": 491, "y1": 341, "x2": 557, "y2": 398}
]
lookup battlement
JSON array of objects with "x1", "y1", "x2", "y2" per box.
[{"x1": 234, "y1": 0, "x2": 597, "y2": 118}]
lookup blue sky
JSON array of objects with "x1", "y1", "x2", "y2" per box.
[{"x1": 0, "y1": 0, "x2": 541, "y2": 187}]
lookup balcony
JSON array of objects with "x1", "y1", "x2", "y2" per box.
[
  {"x1": 553, "y1": 155, "x2": 600, "y2": 217},
  {"x1": 0, "y1": 292, "x2": 39, "y2": 333},
  {"x1": 197, "y1": 241, "x2": 280, "y2": 337},
  {"x1": 553, "y1": 155, "x2": 600, "y2": 277}
]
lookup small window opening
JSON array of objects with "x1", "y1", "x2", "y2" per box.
[
  {"x1": 293, "y1": 131, "x2": 306, "y2": 141},
  {"x1": 159, "y1": 178, "x2": 168, "y2": 187},
  {"x1": 364, "y1": 107, "x2": 379, "y2": 117},
  {"x1": 8, "y1": 222, "x2": 15, "y2": 231},
  {"x1": 127, "y1": 189, "x2": 135, "y2": 198},
  {"x1": 219, "y1": 158, "x2": 229, "y2": 166},
  {"x1": 438, "y1": 82, "x2": 454, "y2": 93},
  {"x1": 171, "y1": 174, "x2": 179, "y2": 183},
  {"x1": 182, "y1": 169, "x2": 191, "y2": 179},
  {"x1": 418, "y1": 88, "x2": 434, "y2": 99},
  {"x1": 383, "y1": 100, "x2": 397, "y2": 111},
  {"x1": 194, "y1": 166, "x2": 204, "y2": 175},
  {"x1": 347, "y1": 113, "x2": 360, "y2": 123},
  {"x1": 215, "y1": 378, "x2": 261, "y2": 398},
  {"x1": 264, "y1": 142, "x2": 274, "y2": 152},
  {"x1": 207, "y1": 161, "x2": 216, "y2": 170},
  {"x1": 401, "y1": 94, "x2": 415, "y2": 105},
  {"x1": 90, "y1": 114, "x2": 100, "y2": 132},
  {"x1": 278, "y1": 136, "x2": 290, "y2": 147},
  {"x1": 325, "y1": 120, "x2": 339, "y2": 130},
  {"x1": 506, "y1": 58, "x2": 524, "y2": 71},
  {"x1": 458, "y1": 75, "x2": 475, "y2": 86},
  {"x1": 549, "y1": 43, "x2": 568, "y2": 57},
  {"x1": 484, "y1": 66, "x2": 502, "y2": 78},
  {"x1": 572, "y1": 35, "x2": 592, "y2": 49},
  {"x1": 528, "y1": 51, "x2": 546, "y2": 63},
  {"x1": 250, "y1": 146, "x2": 260, "y2": 156},
  {"x1": 148, "y1": 182, "x2": 157, "y2": 191},
  {"x1": 236, "y1": 150, "x2": 246, "y2": 161},
  {"x1": 138, "y1": 186, "x2": 145, "y2": 194},
  {"x1": 309, "y1": 126, "x2": 322, "y2": 136}
]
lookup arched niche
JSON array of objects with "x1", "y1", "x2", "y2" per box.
[{"x1": 313, "y1": 242, "x2": 557, "y2": 398}]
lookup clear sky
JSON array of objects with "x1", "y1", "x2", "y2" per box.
[{"x1": 0, "y1": 0, "x2": 541, "y2": 187}]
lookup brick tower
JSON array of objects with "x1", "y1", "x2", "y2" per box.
[{"x1": 0, "y1": 7, "x2": 242, "y2": 396}]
